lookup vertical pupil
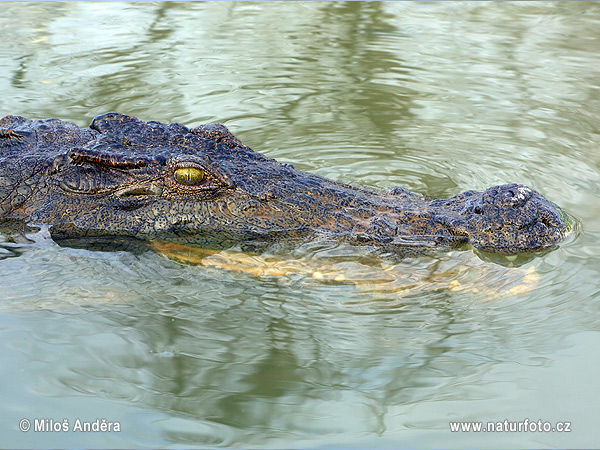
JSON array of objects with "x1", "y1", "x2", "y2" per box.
[{"x1": 175, "y1": 167, "x2": 203, "y2": 186}]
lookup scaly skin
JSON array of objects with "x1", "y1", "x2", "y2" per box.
[{"x1": 0, "y1": 113, "x2": 570, "y2": 254}]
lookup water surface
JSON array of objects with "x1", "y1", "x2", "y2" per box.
[{"x1": 1, "y1": 2, "x2": 599, "y2": 448}]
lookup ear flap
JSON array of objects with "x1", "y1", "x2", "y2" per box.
[{"x1": 66, "y1": 147, "x2": 154, "y2": 169}]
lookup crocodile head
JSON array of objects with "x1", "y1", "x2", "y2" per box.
[{"x1": 6, "y1": 113, "x2": 570, "y2": 255}]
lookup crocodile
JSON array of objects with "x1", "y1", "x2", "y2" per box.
[{"x1": 0, "y1": 113, "x2": 571, "y2": 256}]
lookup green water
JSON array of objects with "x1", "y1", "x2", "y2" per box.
[{"x1": 1, "y1": 2, "x2": 599, "y2": 448}]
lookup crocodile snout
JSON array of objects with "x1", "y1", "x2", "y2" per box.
[{"x1": 456, "y1": 184, "x2": 571, "y2": 253}]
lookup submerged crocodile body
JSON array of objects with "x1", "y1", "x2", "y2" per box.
[{"x1": 0, "y1": 113, "x2": 570, "y2": 255}]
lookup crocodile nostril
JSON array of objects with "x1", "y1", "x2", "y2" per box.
[
  {"x1": 540, "y1": 217, "x2": 553, "y2": 229},
  {"x1": 473, "y1": 205, "x2": 483, "y2": 214}
]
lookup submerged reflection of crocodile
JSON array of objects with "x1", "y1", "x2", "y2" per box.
[{"x1": 0, "y1": 113, "x2": 570, "y2": 256}]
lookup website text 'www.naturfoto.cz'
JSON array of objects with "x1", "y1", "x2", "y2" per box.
[{"x1": 449, "y1": 419, "x2": 571, "y2": 433}]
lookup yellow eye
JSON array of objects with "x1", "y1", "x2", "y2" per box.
[{"x1": 174, "y1": 167, "x2": 204, "y2": 186}]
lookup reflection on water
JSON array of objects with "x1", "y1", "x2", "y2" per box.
[
  {"x1": 0, "y1": 238, "x2": 585, "y2": 446},
  {"x1": 1, "y1": 2, "x2": 600, "y2": 448}
]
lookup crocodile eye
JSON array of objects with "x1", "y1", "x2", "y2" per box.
[{"x1": 174, "y1": 167, "x2": 204, "y2": 186}]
